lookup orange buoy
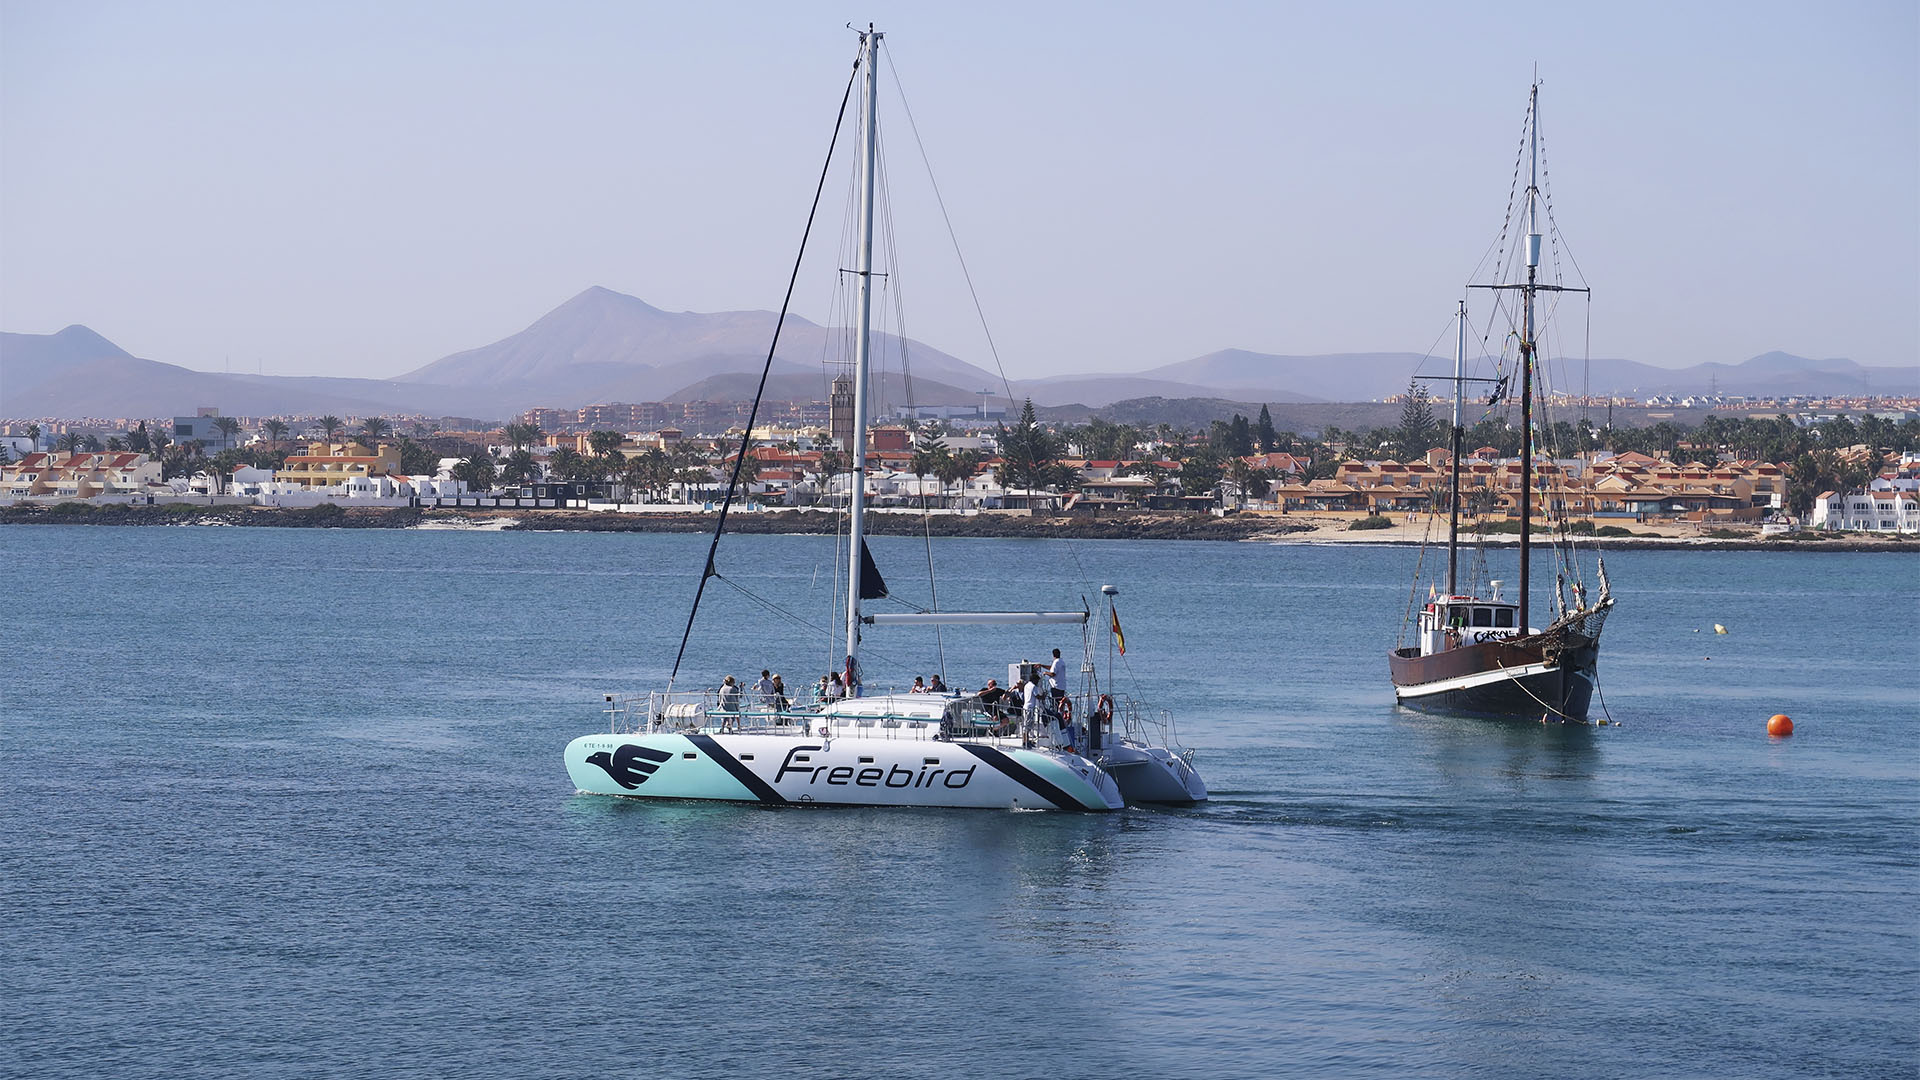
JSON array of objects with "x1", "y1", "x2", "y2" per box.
[{"x1": 1768, "y1": 714, "x2": 1794, "y2": 738}]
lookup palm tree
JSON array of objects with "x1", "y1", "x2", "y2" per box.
[
  {"x1": 262, "y1": 418, "x2": 289, "y2": 445},
  {"x1": 910, "y1": 435, "x2": 949, "y2": 505},
  {"x1": 358, "y1": 417, "x2": 392, "y2": 447},
  {"x1": 25, "y1": 423, "x2": 41, "y2": 452},
  {"x1": 549, "y1": 446, "x2": 586, "y2": 482},
  {"x1": 631, "y1": 447, "x2": 672, "y2": 501},
  {"x1": 937, "y1": 448, "x2": 980, "y2": 509},
  {"x1": 499, "y1": 448, "x2": 539, "y2": 487},
  {"x1": 212, "y1": 415, "x2": 242, "y2": 449},
  {"x1": 451, "y1": 454, "x2": 496, "y2": 492},
  {"x1": 318, "y1": 415, "x2": 343, "y2": 441},
  {"x1": 586, "y1": 430, "x2": 626, "y2": 484},
  {"x1": 396, "y1": 436, "x2": 437, "y2": 476},
  {"x1": 586, "y1": 429, "x2": 623, "y2": 458},
  {"x1": 56, "y1": 430, "x2": 83, "y2": 453},
  {"x1": 505, "y1": 421, "x2": 543, "y2": 452},
  {"x1": 730, "y1": 450, "x2": 761, "y2": 496}
]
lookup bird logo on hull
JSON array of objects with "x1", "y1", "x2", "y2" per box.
[{"x1": 585, "y1": 743, "x2": 674, "y2": 789}]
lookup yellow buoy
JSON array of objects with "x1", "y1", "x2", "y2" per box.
[
  {"x1": 1768, "y1": 714, "x2": 1794, "y2": 738},
  {"x1": 1714, "y1": 624, "x2": 1728, "y2": 634}
]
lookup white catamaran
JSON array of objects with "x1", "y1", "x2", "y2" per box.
[{"x1": 565, "y1": 29, "x2": 1202, "y2": 810}]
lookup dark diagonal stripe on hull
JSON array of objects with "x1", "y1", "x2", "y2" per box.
[
  {"x1": 958, "y1": 744, "x2": 1086, "y2": 810},
  {"x1": 685, "y1": 734, "x2": 788, "y2": 804}
]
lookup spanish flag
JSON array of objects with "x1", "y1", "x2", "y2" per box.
[{"x1": 1110, "y1": 604, "x2": 1126, "y2": 655}]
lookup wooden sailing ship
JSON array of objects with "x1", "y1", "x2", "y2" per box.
[{"x1": 1389, "y1": 80, "x2": 1615, "y2": 723}]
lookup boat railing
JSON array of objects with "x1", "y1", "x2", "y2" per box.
[
  {"x1": 600, "y1": 686, "x2": 1106, "y2": 749},
  {"x1": 599, "y1": 689, "x2": 812, "y2": 735},
  {"x1": 604, "y1": 688, "x2": 966, "y2": 740},
  {"x1": 1100, "y1": 692, "x2": 1190, "y2": 758}
]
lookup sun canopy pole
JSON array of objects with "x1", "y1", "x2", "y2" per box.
[{"x1": 862, "y1": 611, "x2": 1090, "y2": 626}]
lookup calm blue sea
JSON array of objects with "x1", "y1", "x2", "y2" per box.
[{"x1": 3, "y1": 524, "x2": 1915, "y2": 1079}]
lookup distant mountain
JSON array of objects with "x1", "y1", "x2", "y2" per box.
[
  {"x1": 1014, "y1": 371, "x2": 1322, "y2": 408},
  {"x1": 665, "y1": 370, "x2": 986, "y2": 409},
  {"x1": 1608, "y1": 351, "x2": 1916, "y2": 397},
  {"x1": 0, "y1": 325, "x2": 132, "y2": 401},
  {"x1": 0, "y1": 327, "x2": 508, "y2": 419},
  {"x1": 4, "y1": 291, "x2": 1910, "y2": 421},
  {"x1": 398, "y1": 286, "x2": 1001, "y2": 410},
  {"x1": 1100, "y1": 347, "x2": 1917, "y2": 403}
]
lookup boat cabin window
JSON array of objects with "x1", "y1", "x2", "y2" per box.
[
  {"x1": 1494, "y1": 608, "x2": 1515, "y2": 628},
  {"x1": 1471, "y1": 607, "x2": 1493, "y2": 627}
]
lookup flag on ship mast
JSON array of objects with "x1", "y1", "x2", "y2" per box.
[{"x1": 1110, "y1": 604, "x2": 1126, "y2": 655}]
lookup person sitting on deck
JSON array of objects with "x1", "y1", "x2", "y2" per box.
[
  {"x1": 928, "y1": 674, "x2": 948, "y2": 694},
  {"x1": 977, "y1": 678, "x2": 1006, "y2": 709},
  {"x1": 976, "y1": 678, "x2": 1010, "y2": 731},
  {"x1": 823, "y1": 672, "x2": 846, "y2": 702},
  {"x1": 770, "y1": 674, "x2": 789, "y2": 712},
  {"x1": 752, "y1": 669, "x2": 776, "y2": 704},
  {"x1": 908, "y1": 676, "x2": 928, "y2": 694}
]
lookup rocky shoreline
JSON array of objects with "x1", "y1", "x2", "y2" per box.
[{"x1": 3, "y1": 501, "x2": 1916, "y2": 551}]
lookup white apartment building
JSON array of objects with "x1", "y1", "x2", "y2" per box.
[{"x1": 1809, "y1": 489, "x2": 1920, "y2": 533}]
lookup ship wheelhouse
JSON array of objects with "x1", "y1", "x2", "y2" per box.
[{"x1": 1415, "y1": 582, "x2": 1526, "y2": 656}]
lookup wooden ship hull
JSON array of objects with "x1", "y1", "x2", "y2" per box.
[{"x1": 1388, "y1": 604, "x2": 1610, "y2": 722}]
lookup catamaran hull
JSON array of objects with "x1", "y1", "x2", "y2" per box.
[
  {"x1": 1099, "y1": 741, "x2": 1208, "y2": 805},
  {"x1": 566, "y1": 732, "x2": 1123, "y2": 811},
  {"x1": 1388, "y1": 637, "x2": 1600, "y2": 723}
]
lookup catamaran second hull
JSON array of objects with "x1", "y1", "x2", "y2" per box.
[
  {"x1": 1099, "y1": 741, "x2": 1208, "y2": 804},
  {"x1": 566, "y1": 731, "x2": 1124, "y2": 811}
]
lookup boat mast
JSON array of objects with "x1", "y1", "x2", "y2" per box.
[
  {"x1": 844, "y1": 28, "x2": 882, "y2": 684},
  {"x1": 1447, "y1": 299, "x2": 1466, "y2": 595},
  {"x1": 1518, "y1": 81, "x2": 1539, "y2": 634}
]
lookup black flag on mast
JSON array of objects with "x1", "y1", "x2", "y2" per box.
[{"x1": 858, "y1": 539, "x2": 889, "y2": 600}]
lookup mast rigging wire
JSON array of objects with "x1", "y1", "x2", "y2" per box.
[
  {"x1": 666, "y1": 51, "x2": 861, "y2": 689},
  {"x1": 883, "y1": 51, "x2": 1018, "y2": 411}
]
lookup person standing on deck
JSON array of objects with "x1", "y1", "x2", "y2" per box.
[{"x1": 753, "y1": 669, "x2": 776, "y2": 705}]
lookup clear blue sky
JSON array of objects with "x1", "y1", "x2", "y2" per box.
[{"x1": 2, "y1": 0, "x2": 1914, "y2": 381}]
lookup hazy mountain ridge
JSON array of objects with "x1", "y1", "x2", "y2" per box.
[{"x1": 3, "y1": 287, "x2": 1911, "y2": 421}]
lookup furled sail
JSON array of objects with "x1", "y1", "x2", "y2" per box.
[{"x1": 858, "y1": 538, "x2": 889, "y2": 600}]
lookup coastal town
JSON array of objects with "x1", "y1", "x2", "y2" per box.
[{"x1": 3, "y1": 388, "x2": 1917, "y2": 537}]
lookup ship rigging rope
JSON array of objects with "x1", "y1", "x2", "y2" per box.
[
  {"x1": 666, "y1": 51, "x2": 861, "y2": 691},
  {"x1": 884, "y1": 51, "x2": 1018, "y2": 410},
  {"x1": 709, "y1": 574, "x2": 921, "y2": 675},
  {"x1": 1489, "y1": 651, "x2": 1585, "y2": 724},
  {"x1": 1398, "y1": 513, "x2": 1437, "y2": 646}
]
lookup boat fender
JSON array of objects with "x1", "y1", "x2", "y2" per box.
[{"x1": 1092, "y1": 694, "x2": 1113, "y2": 725}]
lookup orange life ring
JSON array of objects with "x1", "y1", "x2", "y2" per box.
[
  {"x1": 1093, "y1": 694, "x2": 1113, "y2": 724},
  {"x1": 1059, "y1": 696, "x2": 1073, "y2": 724}
]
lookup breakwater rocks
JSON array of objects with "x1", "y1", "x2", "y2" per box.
[
  {"x1": 0, "y1": 502, "x2": 1301, "y2": 541},
  {"x1": 0, "y1": 502, "x2": 423, "y2": 528},
  {"x1": 2, "y1": 502, "x2": 1913, "y2": 550},
  {"x1": 507, "y1": 509, "x2": 1311, "y2": 542}
]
